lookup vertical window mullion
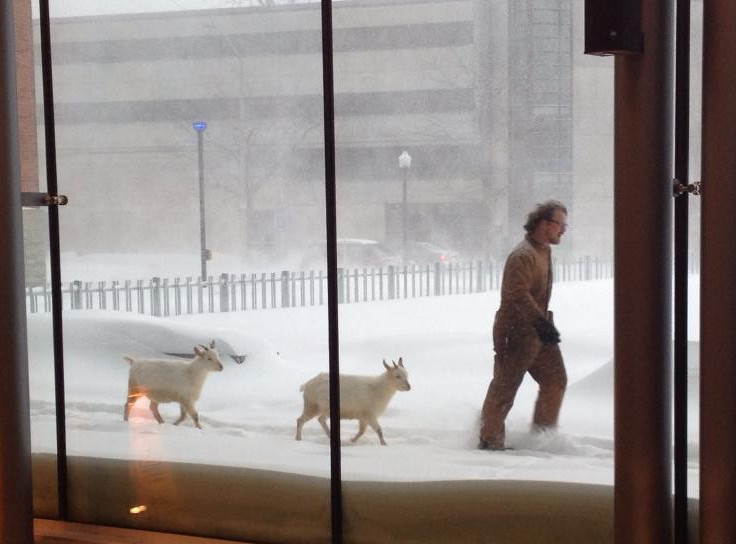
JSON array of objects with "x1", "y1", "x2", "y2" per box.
[
  {"x1": 320, "y1": 2, "x2": 343, "y2": 543},
  {"x1": 39, "y1": 0, "x2": 69, "y2": 522}
]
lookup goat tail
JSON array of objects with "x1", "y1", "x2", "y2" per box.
[
  {"x1": 123, "y1": 355, "x2": 136, "y2": 366},
  {"x1": 299, "y1": 373, "x2": 327, "y2": 392}
]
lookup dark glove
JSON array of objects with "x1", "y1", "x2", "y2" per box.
[{"x1": 533, "y1": 318, "x2": 561, "y2": 344}]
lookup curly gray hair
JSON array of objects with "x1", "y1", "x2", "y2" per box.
[{"x1": 523, "y1": 200, "x2": 568, "y2": 234}]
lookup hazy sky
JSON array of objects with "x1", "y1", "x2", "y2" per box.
[{"x1": 39, "y1": 0, "x2": 318, "y2": 19}]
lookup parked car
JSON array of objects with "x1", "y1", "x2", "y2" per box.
[
  {"x1": 299, "y1": 239, "x2": 399, "y2": 271},
  {"x1": 387, "y1": 241, "x2": 461, "y2": 265}
]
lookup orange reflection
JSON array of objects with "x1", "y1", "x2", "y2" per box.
[{"x1": 128, "y1": 403, "x2": 178, "y2": 518}]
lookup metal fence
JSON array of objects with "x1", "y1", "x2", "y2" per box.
[{"x1": 25, "y1": 258, "x2": 616, "y2": 317}]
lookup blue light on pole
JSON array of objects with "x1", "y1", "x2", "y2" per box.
[{"x1": 193, "y1": 121, "x2": 207, "y2": 133}]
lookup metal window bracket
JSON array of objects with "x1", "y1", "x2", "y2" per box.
[
  {"x1": 673, "y1": 179, "x2": 701, "y2": 196},
  {"x1": 21, "y1": 192, "x2": 69, "y2": 207}
]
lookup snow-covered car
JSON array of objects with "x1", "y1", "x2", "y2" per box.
[
  {"x1": 299, "y1": 238, "x2": 399, "y2": 271},
  {"x1": 387, "y1": 241, "x2": 461, "y2": 265}
]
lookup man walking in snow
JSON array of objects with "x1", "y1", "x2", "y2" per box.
[{"x1": 479, "y1": 200, "x2": 569, "y2": 450}]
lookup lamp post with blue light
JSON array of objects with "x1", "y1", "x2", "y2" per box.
[
  {"x1": 398, "y1": 150, "x2": 412, "y2": 266},
  {"x1": 193, "y1": 121, "x2": 208, "y2": 280}
]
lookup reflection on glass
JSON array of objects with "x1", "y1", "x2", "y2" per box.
[
  {"x1": 25, "y1": 209, "x2": 59, "y2": 519},
  {"x1": 21, "y1": 0, "x2": 59, "y2": 517},
  {"x1": 687, "y1": 0, "x2": 703, "y2": 500},
  {"x1": 43, "y1": 2, "x2": 330, "y2": 540}
]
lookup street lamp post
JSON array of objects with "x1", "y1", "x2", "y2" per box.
[
  {"x1": 193, "y1": 121, "x2": 208, "y2": 280},
  {"x1": 398, "y1": 150, "x2": 412, "y2": 266}
]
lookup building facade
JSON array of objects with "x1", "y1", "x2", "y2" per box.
[{"x1": 26, "y1": 0, "x2": 612, "y2": 279}]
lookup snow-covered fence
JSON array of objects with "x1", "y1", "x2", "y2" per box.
[{"x1": 25, "y1": 257, "x2": 614, "y2": 316}]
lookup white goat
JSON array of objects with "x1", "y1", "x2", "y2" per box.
[
  {"x1": 123, "y1": 340, "x2": 223, "y2": 429},
  {"x1": 295, "y1": 358, "x2": 411, "y2": 445}
]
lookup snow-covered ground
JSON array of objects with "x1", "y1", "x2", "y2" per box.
[{"x1": 26, "y1": 276, "x2": 701, "y2": 495}]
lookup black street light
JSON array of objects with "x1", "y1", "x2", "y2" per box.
[
  {"x1": 398, "y1": 150, "x2": 412, "y2": 266},
  {"x1": 193, "y1": 121, "x2": 208, "y2": 280}
]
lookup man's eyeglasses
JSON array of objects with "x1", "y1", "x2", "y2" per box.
[{"x1": 547, "y1": 219, "x2": 569, "y2": 229}]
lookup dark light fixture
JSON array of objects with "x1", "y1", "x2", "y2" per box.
[{"x1": 584, "y1": 0, "x2": 643, "y2": 56}]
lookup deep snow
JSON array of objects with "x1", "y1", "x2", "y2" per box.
[{"x1": 26, "y1": 276, "x2": 701, "y2": 495}]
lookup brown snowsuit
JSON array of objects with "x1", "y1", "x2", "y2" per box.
[{"x1": 479, "y1": 235, "x2": 567, "y2": 449}]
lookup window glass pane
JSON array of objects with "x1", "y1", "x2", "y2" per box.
[
  {"x1": 44, "y1": 2, "x2": 330, "y2": 540},
  {"x1": 23, "y1": 0, "x2": 58, "y2": 517},
  {"x1": 688, "y1": 0, "x2": 703, "y2": 499},
  {"x1": 332, "y1": 0, "x2": 613, "y2": 536}
]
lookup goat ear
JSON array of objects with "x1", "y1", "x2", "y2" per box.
[
  {"x1": 194, "y1": 345, "x2": 204, "y2": 356},
  {"x1": 210, "y1": 340, "x2": 216, "y2": 348},
  {"x1": 392, "y1": 360, "x2": 398, "y2": 368},
  {"x1": 383, "y1": 359, "x2": 390, "y2": 371},
  {"x1": 398, "y1": 357, "x2": 404, "y2": 368}
]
